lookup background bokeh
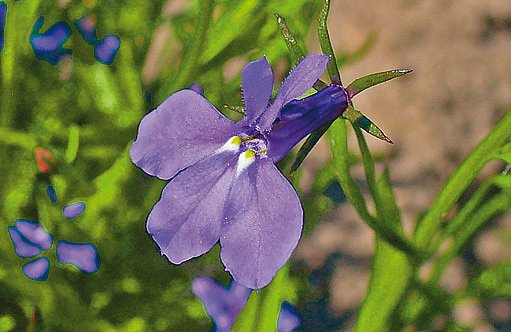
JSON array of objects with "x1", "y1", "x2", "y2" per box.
[{"x1": 0, "y1": 0, "x2": 510, "y2": 331}]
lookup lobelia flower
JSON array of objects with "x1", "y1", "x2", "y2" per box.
[
  {"x1": 130, "y1": 54, "x2": 349, "y2": 289},
  {"x1": 74, "y1": 16, "x2": 121, "y2": 65},
  {"x1": 30, "y1": 17, "x2": 71, "y2": 65},
  {"x1": 0, "y1": 1, "x2": 6, "y2": 52},
  {"x1": 192, "y1": 277, "x2": 301, "y2": 332}
]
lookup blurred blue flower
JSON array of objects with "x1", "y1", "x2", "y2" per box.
[
  {"x1": 30, "y1": 17, "x2": 71, "y2": 65},
  {"x1": 0, "y1": 1, "x2": 6, "y2": 52},
  {"x1": 192, "y1": 277, "x2": 301, "y2": 332},
  {"x1": 131, "y1": 54, "x2": 349, "y2": 289},
  {"x1": 63, "y1": 201, "x2": 86, "y2": 219},
  {"x1": 74, "y1": 16, "x2": 120, "y2": 64},
  {"x1": 46, "y1": 185, "x2": 57, "y2": 203},
  {"x1": 57, "y1": 240, "x2": 100, "y2": 274},
  {"x1": 8, "y1": 191, "x2": 99, "y2": 280}
]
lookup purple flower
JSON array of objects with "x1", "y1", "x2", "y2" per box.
[
  {"x1": 192, "y1": 277, "x2": 301, "y2": 332},
  {"x1": 192, "y1": 277, "x2": 251, "y2": 332},
  {"x1": 94, "y1": 34, "x2": 120, "y2": 65},
  {"x1": 74, "y1": 16, "x2": 120, "y2": 65},
  {"x1": 56, "y1": 240, "x2": 100, "y2": 274},
  {"x1": 278, "y1": 302, "x2": 301, "y2": 332},
  {"x1": 73, "y1": 16, "x2": 96, "y2": 44},
  {"x1": 23, "y1": 257, "x2": 50, "y2": 281},
  {"x1": 0, "y1": 2, "x2": 6, "y2": 52},
  {"x1": 30, "y1": 17, "x2": 71, "y2": 65},
  {"x1": 131, "y1": 54, "x2": 349, "y2": 289},
  {"x1": 8, "y1": 220, "x2": 53, "y2": 258},
  {"x1": 62, "y1": 201, "x2": 86, "y2": 219}
]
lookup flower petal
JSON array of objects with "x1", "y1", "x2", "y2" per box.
[
  {"x1": 130, "y1": 89, "x2": 236, "y2": 180},
  {"x1": 62, "y1": 202, "x2": 86, "y2": 219},
  {"x1": 241, "y1": 56, "x2": 274, "y2": 124},
  {"x1": 94, "y1": 34, "x2": 120, "y2": 65},
  {"x1": 22, "y1": 257, "x2": 50, "y2": 281},
  {"x1": 74, "y1": 17, "x2": 96, "y2": 44},
  {"x1": 14, "y1": 220, "x2": 52, "y2": 250},
  {"x1": 8, "y1": 226, "x2": 41, "y2": 258},
  {"x1": 257, "y1": 54, "x2": 330, "y2": 131},
  {"x1": 56, "y1": 241, "x2": 100, "y2": 274},
  {"x1": 192, "y1": 277, "x2": 250, "y2": 332},
  {"x1": 278, "y1": 302, "x2": 301, "y2": 332},
  {"x1": 220, "y1": 157, "x2": 303, "y2": 289},
  {"x1": 147, "y1": 150, "x2": 238, "y2": 264}
]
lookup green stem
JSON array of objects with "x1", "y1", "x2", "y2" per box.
[
  {"x1": 168, "y1": 0, "x2": 215, "y2": 93},
  {"x1": 413, "y1": 112, "x2": 511, "y2": 249},
  {"x1": 429, "y1": 194, "x2": 509, "y2": 284},
  {"x1": 329, "y1": 119, "x2": 375, "y2": 224},
  {"x1": 318, "y1": 0, "x2": 342, "y2": 85},
  {"x1": 0, "y1": 127, "x2": 37, "y2": 150}
]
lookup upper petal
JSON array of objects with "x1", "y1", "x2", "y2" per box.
[
  {"x1": 220, "y1": 157, "x2": 303, "y2": 289},
  {"x1": 147, "y1": 148, "x2": 238, "y2": 264},
  {"x1": 257, "y1": 54, "x2": 330, "y2": 131},
  {"x1": 241, "y1": 56, "x2": 274, "y2": 124},
  {"x1": 130, "y1": 89, "x2": 236, "y2": 180}
]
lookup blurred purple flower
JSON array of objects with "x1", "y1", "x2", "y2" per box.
[
  {"x1": 23, "y1": 257, "x2": 50, "y2": 281},
  {"x1": 57, "y1": 241, "x2": 100, "y2": 274},
  {"x1": 73, "y1": 16, "x2": 95, "y2": 44},
  {"x1": 131, "y1": 54, "x2": 349, "y2": 289},
  {"x1": 30, "y1": 17, "x2": 71, "y2": 65},
  {"x1": 74, "y1": 16, "x2": 120, "y2": 64},
  {"x1": 0, "y1": 2, "x2": 6, "y2": 52},
  {"x1": 8, "y1": 197, "x2": 99, "y2": 279},
  {"x1": 192, "y1": 277, "x2": 301, "y2": 332},
  {"x1": 63, "y1": 201, "x2": 86, "y2": 219},
  {"x1": 8, "y1": 220, "x2": 52, "y2": 258},
  {"x1": 192, "y1": 277, "x2": 250, "y2": 332},
  {"x1": 278, "y1": 302, "x2": 301, "y2": 332}
]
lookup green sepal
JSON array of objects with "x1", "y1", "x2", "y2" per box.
[
  {"x1": 343, "y1": 107, "x2": 393, "y2": 143},
  {"x1": 346, "y1": 69, "x2": 412, "y2": 98}
]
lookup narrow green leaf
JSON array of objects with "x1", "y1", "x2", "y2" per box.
[
  {"x1": 414, "y1": 112, "x2": 511, "y2": 251},
  {"x1": 276, "y1": 14, "x2": 326, "y2": 90},
  {"x1": 355, "y1": 237, "x2": 412, "y2": 332},
  {"x1": 65, "y1": 124, "x2": 80, "y2": 164},
  {"x1": 345, "y1": 69, "x2": 412, "y2": 98},
  {"x1": 317, "y1": 0, "x2": 341, "y2": 85},
  {"x1": 200, "y1": 0, "x2": 261, "y2": 64}
]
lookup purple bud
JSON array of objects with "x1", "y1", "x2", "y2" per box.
[
  {"x1": 22, "y1": 257, "x2": 50, "y2": 281},
  {"x1": 56, "y1": 240, "x2": 100, "y2": 274}
]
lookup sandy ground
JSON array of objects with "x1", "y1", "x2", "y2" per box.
[{"x1": 295, "y1": 1, "x2": 511, "y2": 329}]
